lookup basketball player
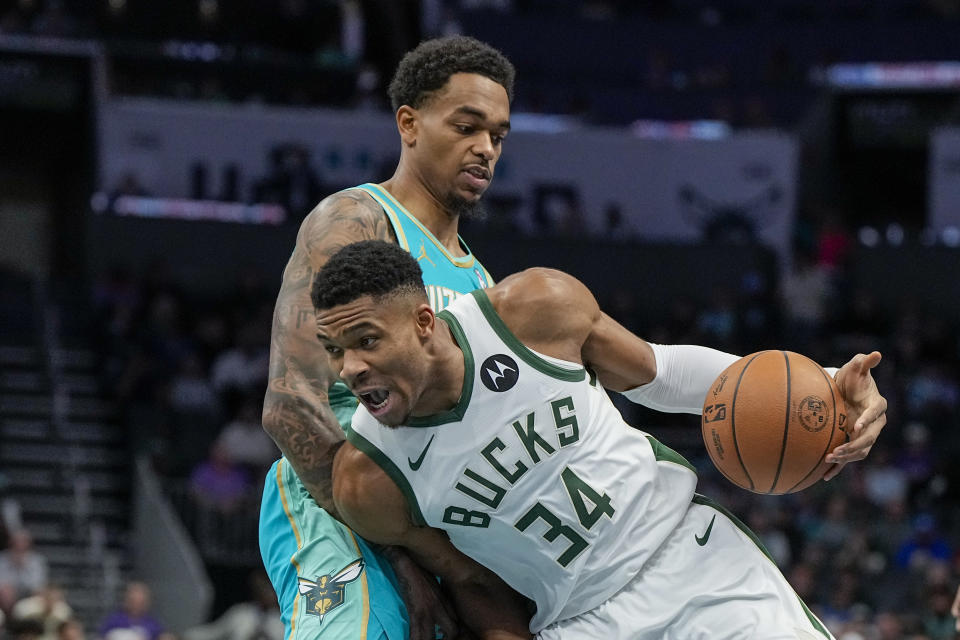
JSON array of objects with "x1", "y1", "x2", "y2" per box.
[
  {"x1": 318, "y1": 241, "x2": 889, "y2": 640},
  {"x1": 258, "y1": 37, "x2": 514, "y2": 640}
]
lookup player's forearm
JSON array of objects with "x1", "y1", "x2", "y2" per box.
[
  {"x1": 618, "y1": 344, "x2": 842, "y2": 415},
  {"x1": 262, "y1": 388, "x2": 345, "y2": 516},
  {"x1": 618, "y1": 343, "x2": 740, "y2": 414},
  {"x1": 264, "y1": 235, "x2": 348, "y2": 515}
]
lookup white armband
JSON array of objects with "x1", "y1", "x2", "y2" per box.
[{"x1": 619, "y1": 343, "x2": 740, "y2": 415}]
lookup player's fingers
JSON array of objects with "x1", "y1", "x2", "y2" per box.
[
  {"x1": 826, "y1": 417, "x2": 883, "y2": 463},
  {"x1": 823, "y1": 461, "x2": 845, "y2": 481},
  {"x1": 854, "y1": 398, "x2": 888, "y2": 431},
  {"x1": 857, "y1": 351, "x2": 882, "y2": 373}
]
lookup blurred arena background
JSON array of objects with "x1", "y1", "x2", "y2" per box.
[{"x1": 1, "y1": 1, "x2": 960, "y2": 638}]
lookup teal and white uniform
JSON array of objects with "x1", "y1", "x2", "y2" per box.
[
  {"x1": 346, "y1": 290, "x2": 834, "y2": 639},
  {"x1": 259, "y1": 183, "x2": 494, "y2": 640}
]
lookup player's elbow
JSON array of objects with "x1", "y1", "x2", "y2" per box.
[
  {"x1": 332, "y1": 447, "x2": 407, "y2": 546},
  {"x1": 260, "y1": 393, "x2": 286, "y2": 441},
  {"x1": 331, "y1": 469, "x2": 380, "y2": 542}
]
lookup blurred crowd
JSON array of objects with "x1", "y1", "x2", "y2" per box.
[
  {"x1": 0, "y1": 520, "x2": 280, "y2": 640},
  {"x1": 6, "y1": 0, "x2": 960, "y2": 127}
]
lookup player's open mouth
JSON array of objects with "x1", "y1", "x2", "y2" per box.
[{"x1": 360, "y1": 389, "x2": 390, "y2": 411}]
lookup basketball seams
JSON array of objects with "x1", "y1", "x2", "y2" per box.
[
  {"x1": 769, "y1": 351, "x2": 792, "y2": 494},
  {"x1": 730, "y1": 351, "x2": 765, "y2": 492},
  {"x1": 786, "y1": 354, "x2": 840, "y2": 493}
]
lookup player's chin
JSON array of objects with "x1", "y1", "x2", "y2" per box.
[{"x1": 456, "y1": 185, "x2": 486, "y2": 202}]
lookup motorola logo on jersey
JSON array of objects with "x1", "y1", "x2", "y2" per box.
[{"x1": 480, "y1": 354, "x2": 519, "y2": 392}]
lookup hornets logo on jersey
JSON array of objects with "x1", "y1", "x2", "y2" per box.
[{"x1": 297, "y1": 559, "x2": 364, "y2": 622}]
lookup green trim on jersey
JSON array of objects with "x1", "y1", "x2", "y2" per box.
[
  {"x1": 691, "y1": 493, "x2": 831, "y2": 639},
  {"x1": 469, "y1": 289, "x2": 586, "y2": 382},
  {"x1": 587, "y1": 368, "x2": 599, "y2": 387},
  {"x1": 406, "y1": 311, "x2": 476, "y2": 428},
  {"x1": 645, "y1": 435, "x2": 697, "y2": 473},
  {"x1": 344, "y1": 425, "x2": 427, "y2": 527}
]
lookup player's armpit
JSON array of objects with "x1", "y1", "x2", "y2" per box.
[
  {"x1": 334, "y1": 444, "x2": 532, "y2": 640},
  {"x1": 262, "y1": 190, "x2": 396, "y2": 516}
]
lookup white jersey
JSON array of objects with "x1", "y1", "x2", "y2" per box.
[{"x1": 347, "y1": 290, "x2": 698, "y2": 632}]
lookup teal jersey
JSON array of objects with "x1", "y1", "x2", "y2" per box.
[{"x1": 327, "y1": 183, "x2": 495, "y2": 420}]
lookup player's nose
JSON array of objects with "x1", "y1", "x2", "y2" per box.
[
  {"x1": 339, "y1": 349, "x2": 368, "y2": 385},
  {"x1": 472, "y1": 135, "x2": 495, "y2": 160}
]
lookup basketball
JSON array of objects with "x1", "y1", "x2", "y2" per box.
[{"x1": 701, "y1": 350, "x2": 850, "y2": 495}]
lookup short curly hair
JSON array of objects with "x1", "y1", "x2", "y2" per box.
[
  {"x1": 311, "y1": 241, "x2": 425, "y2": 311},
  {"x1": 387, "y1": 36, "x2": 515, "y2": 112}
]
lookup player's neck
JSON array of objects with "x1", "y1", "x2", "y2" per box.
[
  {"x1": 379, "y1": 173, "x2": 463, "y2": 256},
  {"x1": 410, "y1": 318, "x2": 465, "y2": 418}
]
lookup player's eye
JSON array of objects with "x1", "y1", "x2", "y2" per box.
[
  {"x1": 359, "y1": 336, "x2": 378, "y2": 348},
  {"x1": 324, "y1": 345, "x2": 342, "y2": 356},
  {"x1": 455, "y1": 124, "x2": 474, "y2": 134}
]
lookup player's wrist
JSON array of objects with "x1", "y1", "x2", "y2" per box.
[{"x1": 620, "y1": 344, "x2": 740, "y2": 414}]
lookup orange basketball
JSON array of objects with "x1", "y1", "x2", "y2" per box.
[{"x1": 701, "y1": 350, "x2": 850, "y2": 495}]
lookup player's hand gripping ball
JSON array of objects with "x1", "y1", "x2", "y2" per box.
[{"x1": 702, "y1": 350, "x2": 849, "y2": 494}]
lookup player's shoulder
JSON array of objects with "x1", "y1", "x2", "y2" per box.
[
  {"x1": 485, "y1": 267, "x2": 598, "y2": 349},
  {"x1": 491, "y1": 267, "x2": 590, "y2": 312},
  {"x1": 296, "y1": 186, "x2": 396, "y2": 256},
  {"x1": 306, "y1": 187, "x2": 384, "y2": 227}
]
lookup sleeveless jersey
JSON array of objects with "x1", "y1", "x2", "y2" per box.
[
  {"x1": 346, "y1": 290, "x2": 699, "y2": 632},
  {"x1": 328, "y1": 183, "x2": 495, "y2": 421}
]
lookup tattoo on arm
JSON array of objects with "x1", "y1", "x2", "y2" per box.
[
  {"x1": 303, "y1": 190, "x2": 395, "y2": 260},
  {"x1": 263, "y1": 190, "x2": 395, "y2": 516}
]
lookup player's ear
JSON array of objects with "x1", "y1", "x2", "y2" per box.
[
  {"x1": 396, "y1": 106, "x2": 418, "y2": 147},
  {"x1": 415, "y1": 303, "x2": 435, "y2": 338}
]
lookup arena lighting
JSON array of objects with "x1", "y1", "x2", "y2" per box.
[
  {"x1": 822, "y1": 61, "x2": 960, "y2": 90},
  {"x1": 507, "y1": 112, "x2": 580, "y2": 133},
  {"x1": 90, "y1": 193, "x2": 286, "y2": 224},
  {"x1": 629, "y1": 119, "x2": 730, "y2": 140},
  {"x1": 857, "y1": 226, "x2": 881, "y2": 247},
  {"x1": 161, "y1": 40, "x2": 227, "y2": 62},
  {"x1": 941, "y1": 226, "x2": 960, "y2": 247},
  {"x1": 885, "y1": 223, "x2": 905, "y2": 246}
]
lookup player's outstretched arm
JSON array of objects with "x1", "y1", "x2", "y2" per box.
[
  {"x1": 333, "y1": 444, "x2": 534, "y2": 640},
  {"x1": 262, "y1": 191, "x2": 395, "y2": 516},
  {"x1": 491, "y1": 268, "x2": 890, "y2": 474}
]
